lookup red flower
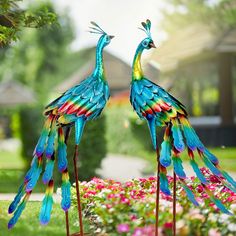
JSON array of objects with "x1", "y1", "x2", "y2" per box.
[{"x1": 164, "y1": 222, "x2": 172, "y2": 229}]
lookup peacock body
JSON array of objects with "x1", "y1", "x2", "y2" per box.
[
  {"x1": 8, "y1": 22, "x2": 113, "y2": 229},
  {"x1": 130, "y1": 19, "x2": 236, "y2": 214}
]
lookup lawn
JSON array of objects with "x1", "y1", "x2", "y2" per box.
[
  {"x1": 105, "y1": 105, "x2": 236, "y2": 173},
  {"x1": 0, "y1": 201, "x2": 89, "y2": 236},
  {"x1": 141, "y1": 147, "x2": 236, "y2": 174}
]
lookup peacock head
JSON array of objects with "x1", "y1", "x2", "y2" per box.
[
  {"x1": 139, "y1": 19, "x2": 156, "y2": 50},
  {"x1": 89, "y1": 21, "x2": 114, "y2": 48}
]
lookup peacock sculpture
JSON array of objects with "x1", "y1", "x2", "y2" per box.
[
  {"x1": 130, "y1": 19, "x2": 236, "y2": 236},
  {"x1": 8, "y1": 22, "x2": 114, "y2": 236}
]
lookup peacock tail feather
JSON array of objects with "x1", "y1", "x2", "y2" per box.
[
  {"x1": 58, "y1": 127, "x2": 68, "y2": 172},
  {"x1": 42, "y1": 154, "x2": 55, "y2": 185},
  {"x1": 8, "y1": 191, "x2": 31, "y2": 229},
  {"x1": 159, "y1": 165, "x2": 171, "y2": 195},
  {"x1": 61, "y1": 169, "x2": 71, "y2": 211},
  {"x1": 39, "y1": 180, "x2": 54, "y2": 225}
]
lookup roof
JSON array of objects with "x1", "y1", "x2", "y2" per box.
[
  {"x1": 0, "y1": 80, "x2": 36, "y2": 106},
  {"x1": 149, "y1": 25, "x2": 236, "y2": 73},
  {"x1": 56, "y1": 48, "x2": 131, "y2": 95}
]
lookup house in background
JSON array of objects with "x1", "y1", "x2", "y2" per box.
[
  {"x1": 0, "y1": 80, "x2": 36, "y2": 138},
  {"x1": 147, "y1": 25, "x2": 236, "y2": 146},
  {"x1": 56, "y1": 48, "x2": 131, "y2": 99}
]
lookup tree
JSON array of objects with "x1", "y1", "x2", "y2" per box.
[
  {"x1": 0, "y1": 1, "x2": 74, "y2": 103},
  {"x1": 161, "y1": 0, "x2": 236, "y2": 33},
  {"x1": 0, "y1": 0, "x2": 56, "y2": 46}
]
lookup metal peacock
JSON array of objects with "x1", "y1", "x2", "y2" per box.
[
  {"x1": 8, "y1": 22, "x2": 114, "y2": 229},
  {"x1": 130, "y1": 19, "x2": 236, "y2": 216}
]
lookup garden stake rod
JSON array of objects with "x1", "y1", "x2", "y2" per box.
[
  {"x1": 7, "y1": 21, "x2": 113, "y2": 230},
  {"x1": 130, "y1": 19, "x2": 236, "y2": 235},
  {"x1": 65, "y1": 211, "x2": 70, "y2": 236},
  {"x1": 173, "y1": 172, "x2": 176, "y2": 236},
  {"x1": 64, "y1": 127, "x2": 71, "y2": 236},
  {"x1": 73, "y1": 145, "x2": 84, "y2": 236},
  {"x1": 155, "y1": 145, "x2": 161, "y2": 236}
]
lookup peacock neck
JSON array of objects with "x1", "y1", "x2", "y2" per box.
[
  {"x1": 132, "y1": 43, "x2": 144, "y2": 81},
  {"x1": 93, "y1": 42, "x2": 105, "y2": 79}
]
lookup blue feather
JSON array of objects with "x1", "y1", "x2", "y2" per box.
[
  {"x1": 172, "y1": 156, "x2": 186, "y2": 178},
  {"x1": 181, "y1": 126, "x2": 197, "y2": 151},
  {"x1": 45, "y1": 130, "x2": 56, "y2": 158},
  {"x1": 160, "y1": 140, "x2": 171, "y2": 167},
  {"x1": 190, "y1": 160, "x2": 208, "y2": 184},
  {"x1": 180, "y1": 181, "x2": 199, "y2": 206},
  {"x1": 147, "y1": 118, "x2": 156, "y2": 149},
  {"x1": 39, "y1": 181, "x2": 54, "y2": 225},
  {"x1": 202, "y1": 155, "x2": 222, "y2": 177},
  {"x1": 221, "y1": 170, "x2": 236, "y2": 189},
  {"x1": 8, "y1": 193, "x2": 30, "y2": 229},
  {"x1": 61, "y1": 181, "x2": 71, "y2": 211},
  {"x1": 26, "y1": 160, "x2": 42, "y2": 192},
  {"x1": 211, "y1": 197, "x2": 232, "y2": 215},
  {"x1": 75, "y1": 118, "x2": 86, "y2": 145},
  {"x1": 42, "y1": 159, "x2": 54, "y2": 184},
  {"x1": 58, "y1": 143, "x2": 67, "y2": 172},
  {"x1": 203, "y1": 149, "x2": 219, "y2": 165},
  {"x1": 171, "y1": 121, "x2": 185, "y2": 152},
  {"x1": 160, "y1": 170, "x2": 171, "y2": 195},
  {"x1": 8, "y1": 183, "x2": 24, "y2": 214},
  {"x1": 24, "y1": 156, "x2": 37, "y2": 182}
]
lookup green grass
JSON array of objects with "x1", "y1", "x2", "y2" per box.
[
  {"x1": 140, "y1": 147, "x2": 236, "y2": 173},
  {"x1": 0, "y1": 150, "x2": 24, "y2": 169},
  {"x1": 0, "y1": 148, "x2": 46, "y2": 193},
  {"x1": 0, "y1": 201, "x2": 90, "y2": 236},
  {"x1": 105, "y1": 105, "x2": 236, "y2": 173}
]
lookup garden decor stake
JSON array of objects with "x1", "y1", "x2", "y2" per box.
[
  {"x1": 8, "y1": 22, "x2": 113, "y2": 236},
  {"x1": 130, "y1": 19, "x2": 236, "y2": 236}
]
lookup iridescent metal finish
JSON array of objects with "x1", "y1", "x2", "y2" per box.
[
  {"x1": 8, "y1": 22, "x2": 114, "y2": 236},
  {"x1": 130, "y1": 19, "x2": 236, "y2": 236}
]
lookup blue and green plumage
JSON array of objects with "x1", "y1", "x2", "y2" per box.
[
  {"x1": 40, "y1": 180, "x2": 54, "y2": 225},
  {"x1": 8, "y1": 22, "x2": 113, "y2": 228},
  {"x1": 130, "y1": 19, "x2": 236, "y2": 213}
]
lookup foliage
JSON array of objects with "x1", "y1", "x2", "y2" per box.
[
  {"x1": 72, "y1": 168, "x2": 236, "y2": 235},
  {"x1": 0, "y1": 1, "x2": 74, "y2": 103},
  {"x1": 0, "y1": 0, "x2": 57, "y2": 46},
  {"x1": 0, "y1": 201, "x2": 90, "y2": 236},
  {"x1": 105, "y1": 104, "x2": 154, "y2": 155},
  {"x1": 162, "y1": 0, "x2": 236, "y2": 33},
  {"x1": 66, "y1": 115, "x2": 107, "y2": 182},
  {"x1": 19, "y1": 105, "x2": 43, "y2": 168}
]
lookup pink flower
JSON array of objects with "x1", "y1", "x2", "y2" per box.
[
  {"x1": 164, "y1": 222, "x2": 172, "y2": 229},
  {"x1": 209, "y1": 229, "x2": 221, "y2": 236},
  {"x1": 148, "y1": 176, "x2": 156, "y2": 181},
  {"x1": 117, "y1": 224, "x2": 130, "y2": 233},
  {"x1": 130, "y1": 214, "x2": 137, "y2": 221},
  {"x1": 210, "y1": 176, "x2": 221, "y2": 183},
  {"x1": 96, "y1": 184, "x2": 105, "y2": 190},
  {"x1": 125, "y1": 181, "x2": 134, "y2": 187}
]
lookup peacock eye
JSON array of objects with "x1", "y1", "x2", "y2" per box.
[
  {"x1": 142, "y1": 41, "x2": 148, "y2": 47},
  {"x1": 105, "y1": 36, "x2": 111, "y2": 43}
]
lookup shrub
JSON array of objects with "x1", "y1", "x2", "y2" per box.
[
  {"x1": 71, "y1": 168, "x2": 236, "y2": 235},
  {"x1": 106, "y1": 104, "x2": 153, "y2": 155},
  {"x1": 20, "y1": 106, "x2": 107, "y2": 185},
  {"x1": 19, "y1": 106, "x2": 43, "y2": 169},
  {"x1": 66, "y1": 115, "x2": 107, "y2": 181}
]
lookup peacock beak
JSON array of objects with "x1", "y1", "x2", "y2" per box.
[
  {"x1": 149, "y1": 41, "x2": 156, "y2": 48},
  {"x1": 109, "y1": 35, "x2": 115, "y2": 39}
]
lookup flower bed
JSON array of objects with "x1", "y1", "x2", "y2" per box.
[{"x1": 71, "y1": 168, "x2": 236, "y2": 235}]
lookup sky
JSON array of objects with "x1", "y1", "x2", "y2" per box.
[{"x1": 53, "y1": 0, "x2": 168, "y2": 64}]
